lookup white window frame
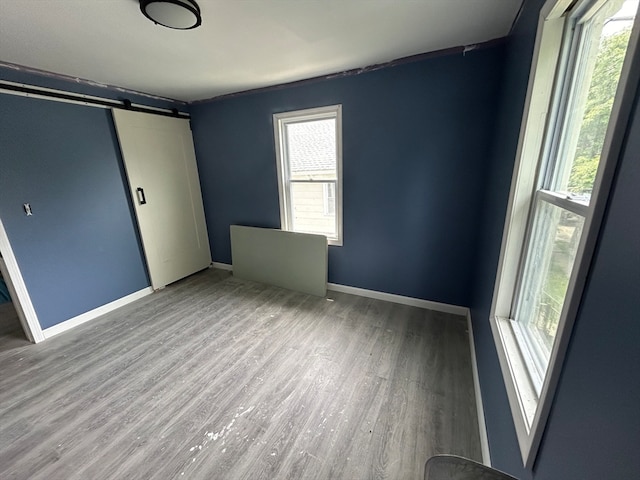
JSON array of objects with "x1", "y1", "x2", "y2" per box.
[
  {"x1": 490, "y1": 0, "x2": 640, "y2": 467},
  {"x1": 273, "y1": 105, "x2": 343, "y2": 245},
  {"x1": 323, "y1": 182, "x2": 336, "y2": 216}
]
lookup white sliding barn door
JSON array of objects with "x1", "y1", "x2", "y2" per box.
[{"x1": 112, "y1": 109, "x2": 211, "y2": 289}]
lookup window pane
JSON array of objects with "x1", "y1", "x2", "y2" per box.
[
  {"x1": 290, "y1": 181, "x2": 337, "y2": 237},
  {"x1": 551, "y1": 0, "x2": 636, "y2": 201},
  {"x1": 286, "y1": 119, "x2": 337, "y2": 181},
  {"x1": 516, "y1": 201, "x2": 585, "y2": 378},
  {"x1": 323, "y1": 183, "x2": 336, "y2": 216}
]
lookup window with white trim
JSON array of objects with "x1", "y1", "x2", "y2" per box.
[
  {"x1": 273, "y1": 105, "x2": 343, "y2": 245},
  {"x1": 491, "y1": 0, "x2": 638, "y2": 467}
]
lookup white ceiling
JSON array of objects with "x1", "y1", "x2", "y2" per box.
[{"x1": 0, "y1": 0, "x2": 523, "y2": 103}]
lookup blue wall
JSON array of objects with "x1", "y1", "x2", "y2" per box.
[
  {"x1": 0, "y1": 66, "x2": 182, "y2": 329},
  {"x1": 190, "y1": 46, "x2": 505, "y2": 307},
  {"x1": 471, "y1": 0, "x2": 640, "y2": 478}
]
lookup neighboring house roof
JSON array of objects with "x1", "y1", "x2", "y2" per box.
[{"x1": 287, "y1": 119, "x2": 336, "y2": 172}]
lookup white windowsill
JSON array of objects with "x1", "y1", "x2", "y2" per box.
[
  {"x1": 490, "y1": 315, "x2": 542, "y2": 463},
  {"x1": 495, "y1": 316, "x2": 539, "y2": 430}
]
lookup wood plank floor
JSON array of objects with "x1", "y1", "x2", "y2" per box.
[{"x1": 0, "y1": 269, "x2": 481, "y2": 480}]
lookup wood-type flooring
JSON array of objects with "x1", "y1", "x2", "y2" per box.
[{"x1": 0, "y1": 269, "x2": 481, "y2": 479}]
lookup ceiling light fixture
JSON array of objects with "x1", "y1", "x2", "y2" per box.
[{"x1": 139, "y1": 0, "x2": 202, "y2": 30}]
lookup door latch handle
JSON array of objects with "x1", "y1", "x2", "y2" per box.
[{"x1": 136, "y1": 187, "x2": 147, "y2": 205}]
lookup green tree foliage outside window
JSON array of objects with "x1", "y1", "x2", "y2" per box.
[{"x1": 569, "y1": 27, "x2": 632, "y2": 194}]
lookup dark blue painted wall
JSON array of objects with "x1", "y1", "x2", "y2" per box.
[
  {"x1": 0, "y1": 66, "x2": 182, "y2": 329},
  {"x1": 471, "y1": 0, "x2": 640, "y2": 478},
  {"x1": 190, "y1": 47, "x2": 505, "y2": 307}
]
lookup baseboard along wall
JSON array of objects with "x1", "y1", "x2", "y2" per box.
[
  {"x1": 327, "y1": 282, "x2": 468, "y2": 316},
  {"x1": 211, "y1": 262, "x2": 233, "y2": 271},
  {"x1": 467, "y1": 311, "x2": 491, "y2": 466},
  {"x1": 42, "y1": 287, "x2": 154, "y2": 339},
  {"x1": 213, "y1": 262, "x2": 468, "y2": 316}
]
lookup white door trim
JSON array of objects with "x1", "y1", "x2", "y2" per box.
[{"x1": 0, "y1": 217, "x2": 44, "y2": 343}]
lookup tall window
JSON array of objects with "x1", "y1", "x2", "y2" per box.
[
  {"x1": 491, "y1": 0, "x2": 638, "y2": 466},
  {"x1": 273, "y1": 105, "x2": 343, "y2": 245}
]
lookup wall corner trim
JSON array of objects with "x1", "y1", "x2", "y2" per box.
[
  {"x1": 467, "y1": 310, "x2": 492, "y2": 465},
  {"x1": 42, "y1": 287, "x2": 154, "y2": 339}
]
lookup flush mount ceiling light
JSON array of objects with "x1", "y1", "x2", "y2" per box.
[{"x1": 140, "y1": 0, "x2": 202, "y2": 30}]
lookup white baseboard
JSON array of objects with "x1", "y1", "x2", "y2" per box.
[
  {"x1": 327, "y1": 283, "x2": 469, "y2": 317},
  {"x1": 211, "y1": 261, "x2": 468, "y2": 317},
  {"x1": 42, "y1": 287, "x2": 154, "y2": 339},
  {"x1": 467, "y1": 311, "x2": 491, "y2": 466},
  {"x1": 212, "y1": 262, "x2": 233, "y2": 271}
]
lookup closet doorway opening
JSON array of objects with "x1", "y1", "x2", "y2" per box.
[
  {"x1": 0, "y1": 218, "x2": 43, "y2": 344},
  {"x1": 0, "y1": 255, "x2": 29, "y2": 344}
]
